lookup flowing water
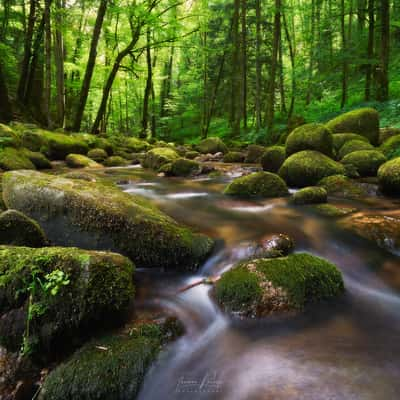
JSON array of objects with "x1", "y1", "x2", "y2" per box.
[{"x1": 101, "y1": 165, "x2": 400, "y2": 400}]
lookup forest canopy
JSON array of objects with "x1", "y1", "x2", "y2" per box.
[{"x1": 0, "y1": 0, "x2": 399, "y2": 144}]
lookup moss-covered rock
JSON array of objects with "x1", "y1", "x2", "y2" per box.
[
  {"x1": 141, "y1": 147, "x2": 179, "y2": 171},
  {"x1": 286, "y1": 123, "x2": 333, "y2": 157},
  {"x1": 21, "y1": 149, "x2": 52, "y2": 170},
  {"x1": 0, "y1": 124, "x2": 20, "y2": 148},
  {"x1": 215, "y1": 253, "x2": 344, "y2": 317},
  {"x1": 332, "y1": 133, "x2": 369, "y2": 153},
  {"x1": 337, "y1": 139, "x2": 374, "y2": 160},
  {"x1": 377, "y1": 157, "x2": 400, "y2": 195},
  {"x1": 87, "y1": 148, "x2": 108, "y2": 162},
  {"x1": 19, "y1": 129, "x2": 45, "y2": 151},
  {"x1": 318, "y1": 174, "x2": 369, "y2": 199},
  {"x1": 185, "y1": 150, "x2": 200, "y2": 160},
  {"x1": 0, "y1": 246, "x2": 134, "y2": 357},
  {"x1": 379, "y1": 127, "x2": 400, "y2": 145},
  {"x1": 196, "y1": 137, "x2": 228, "y2": 154},
  {"x1": 224, "y1": 171, "x2": 288, "y2": 198},
  {"x1": 310, "y1": 204, "x2": 357, "y2": 218},
  {"x1": 379, "y1": 134, "x2": 400, "y2": 159},
  {"x1": 2, "y1": 171, "x2": 213, "y2": 270},
  {"x1": 164, "y1": 158, "x2": 202, "y2": 177},
  {"x1": 0, "y1": 147, "x2": 36, "y2": 171},
  {"x1": 244, "y1": 144, "x2": 265, "y2": 163},
  {"x1": 278, "y1": 150, "x2": 345, "y2": 187},
  {"x1": 39, "y1": 323, "x2": 168, "y2": 400},
  {"x1": 290, "y1": 187, "x2": 327, "y2": 205},
  {"x1": 103, "y1": 156, "x2": 129, "y2": 167},
  {"x1": 325, "y1": 108, "x2": 379, "y2": 145},
  {"x1": 341, "y1": 150, "x2": 386, "y2": 177},
  {"x1": 260, "y1": 146, "x2": 285, "y2": 172},
  {"x1": 65, "y1": 154, "x2": 102, "y2": 169},
  {"x1": 125, "y1": 137, "x2": 151, "y2": 153},
  {"x1": 223, "y1": 151, "x2": 245, "y2": 163},
  {"x1": 0, "y1": 210, "x2": 47, "y2": 247}
]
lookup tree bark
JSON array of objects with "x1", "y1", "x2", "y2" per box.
[
  {"x1": 255, "y1": 0, "x2": 262, "y2": 130},
  {"x1": 283, "y1": 8, "x2": 295, "y2": 118},
  {"x1": 0, "y1": 62, "x2": 13, "y2": 122},
  {"x1": 365, "y1": 0, "x2": 374, "y2": 100},
  {"x1": 141, "y1": 27, "x2": 152, "y2": 138},
  {"x1": 54, "y1": 0, "x2": 65, "y2": 127},
  {"x1": 340, "y1": 0, "x2": 348, "y2": 108},
  {"x1": 241, "y1": 0, "x2": 247, "y2": 129},
  {"x1": 376, "y1": 0, "x2": 389, "y2": 101},
  {"x1": 43, "y1": 0, "x2": 52, "y2": 126},
  {"x1": 231, "y1": 0, "x2": 241, "y2": 136}
]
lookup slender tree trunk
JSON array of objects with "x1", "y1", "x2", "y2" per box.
[
  {"x1": 0, "y1": 62, "x2": 13, "y2": 122},
  {"x1": 255, "y1": 0, "x2": 262, "y2": 130},
  {"x1": 306, "y1": 0, "x2": 315, "y2": 105},
  {"x1": 283, "y1": 8, "x2": 295, "y2": 118},
  {"x1": 43, "y1": 0, "x2": 51, "y2": 126},
  {"x1": 377, "y1": 0, "x2": 389, "y2": 100},
  {"x1": 241, "y1": 0, "x2": 247, "y2": 129},
  {"x1": 231, "y1": 0, "x2": 241, "y2": 136},
  {"x1": 278, "y1": 34, "x2": 286, "y2": 113},
  {"x1": 265, "y1": 0, "x2": 281, "y2": 133},
  {"x1": 201, "y1": 29, "x2": 208, "y2": 138},
  {"x1": 160, "y1": 46, "x2": 174, "y2": 118},
  {"x1": 365, "y1": 0, "x2": 374, "y2": 100},
  {"x1": 340, "y1": 0, "x2": 348, "y2": 108},
  {"x1": 54, "y1": 0, "x2": 65, "y2": 127},
  {"x1": 141, "y1": 27, "x2": 152, "y2": 138},
  {"x1": 73, "y1": 0, "x2": 107, "y2": 132}
]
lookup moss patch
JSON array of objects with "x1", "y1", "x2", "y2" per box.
[
  {"x1": 224, "y1": 171, "x2": 289, "y2": 198},
  {"x1": 87, "y1": 148, "x2": 108, "y2": 162},
  {"x1": 378, "y1": 157, "x2": 400, "y2": 195},
  {"x1": 318, "y1": 174, "x2": 369, "y2": 199},
  {"x1": 141, "y1": 147, "x2": 179, "y2": 171},
  {"x1": 196, "y1": 137, "x2": 228, "y2": 154},
  {"x1": 337, "y1": 139, "x2": 374, "y2": 160},
  {"x1": 21, "y1": 149, "x2": 52, "y2": 170},
  {"x1": 380, "y1": 134, "x2": 400, "y2": 159},
  {"x1": 341, "y1": 150, "x2": 386, "y2": 177},
  {"x1": 0, "y1": 147, "x2": 36, "y2": 171},
  {"x1": 223, "y1": 151, "x2": 245, "y2": 163},
  {"x1": 166, "y1": 158, "x2": 202, "y2": 177},
  {"x1": 289, "y1": 187, "x2": 327, "y2": 205},
  {"x1": 103, "y1": 156, "x2": 129, "y2": 167},
  {"x1": 260, "y1": 146, "x2": 285, "y2": 173},
  {"x1": 66, "y1": 154, "x2": 102, "y2": 169},
  {"x1": 332, "y1": 133, "x2": 369, "y2": 153}
]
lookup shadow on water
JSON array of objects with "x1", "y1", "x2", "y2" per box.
[{"x1": 95, "y1": 166, "x2": 400, "y2": 400}]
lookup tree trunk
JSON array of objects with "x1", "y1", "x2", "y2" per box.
[
  {"x1": 376, "y1": 0, "x2": 389, "y2": 101},
  {"x1": 231, "y1": 0, "x2": 241, "y2": 136},
  {"x1": 43, "y1": 0, "x2": 51, "y2": 126},
  {"x1": 283, "y1": 8, "x2": 295, "y2": 118},
  {"x1": 160, "y1": 46, "x2": 174, "y2": 118},
  {"x1": 340, "y1": 0, "x2": 348, "y2": 108},
  {"x1": 306, "y1": 0, "x2": 315, "y2": 105},
  {"x1": 241, "y1": 0, "x2": 247, "y2": 129},
  {"x1": 54, "y1": 0, "x2": 65, "y2": 127},
  {"x1": 278, "y1": 34, "x2": 286, "y2": 113},
  {"x1": 0, "y1": 62, "x2": 13, "y2": 122},
  {"x1": 141, "y1": 27, "x2": 152, "y2": 138},
  {"x1": 73, "y1": 0, "x2": 107, "y2": 132},
  {"x1": 365, "y1": 0, "x2": 374, "y2": 100},
  {"x1": 255, "y1": 0, "x2": 262, "y2": 130}
]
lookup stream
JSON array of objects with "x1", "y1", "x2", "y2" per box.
[{"x1": 101, "y1": 165, "x2": 400, "y2": 400}]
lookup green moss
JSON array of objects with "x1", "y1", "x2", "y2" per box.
[
  {"x1": 66, "y1": 154, "x2": 102, "y2": 169},
  {"x1": 341, "y1": 150, "x2": 386, "y2": 177},
  {"x1": 0, "y1": 246, "x2": 134, "y2": 357},
  {"x1": 318, "y1": 175, "x2": 368, "y2": 199},
  {"x1": 2, "y1": 171, "x2": 214, "y2": 270},
  {"x1": 337, "y1": 139, "x2": 374, "y2": 160},
  {"x1": 325, "y1": 108, "x2": 379, "y2": 145},
  {"x1": 223, "y1": 151, "x2": 245, "y2": 163},
  {"x1": 279, "y1": 150, "x2": 345, "y2": 187},
  {"x1": 332, "y1": 133, "x2": 369, "y2": 153},
  {"x1": 224, "y1": 171, "x2": 289, "y2": 198},
  {"x1": 141, "y1": 147, "x2": 179, "y2": 171},
  {"x1": 377, "y1": 157, "x2": 400, "y2": 195},
  {"x1": 21, "y1": 149, "x2": 52, "y2": 169},
  {"x1": 289, "y1": 186, "x2": 327, "y2": 205},
  {"x1": 285, "y1": 123, "x2": 333, "y2": 157},
  {"x1": 125, "y1": 137, "x2": 151, "y2": 153},
  {"x1": 103, "y1": 156, "x2": 129, "y2": 167},
  {"x1": 379, "y1": 134, "x2": 400, "y2": 159},
  {"x1": 244, "y1": 144, "x2": 266, "y2": 163},
  {"x1": 167, "y1": 158, "x2": 202, "y2": 177},
  {"x1": 310, "y1": 204, "x2": 357, "y2": 218},
  {"x1": 87, "y1": 148, "x2": 108, "y2": 162},
  {"x1": 216, "y1": 253, "x2": 344, "y2": 316},
  {"x1": 196, "y1": 137, "x2": 228, "y2": 154},
  {"x1": 185, "y1": 150, "x2": 200, "y2": 160},
  {"x1": 260, "y1": 146, "x2": 285, "y2": 172},
  {"x1": 0, "y1": 147, "x2": 36, "y2": 170},
  {"x1": 379, "y1": 127, "x2": 400, "y2": 145},
  {"x1": 39, "y1": 325, "x2": 164, "y2": 400},
  {"x1": 19, "y1": 130, "x2": 45, "y2": 151},
  {"x1": 0, "y1": 124, "x2": 21, "y2": 148},
  {"x1": 0, "y1": 209, "x2": 47, "y2": 247}
]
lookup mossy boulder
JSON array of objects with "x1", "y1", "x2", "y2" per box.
[
  {"x1": 379, "y1": 127, "x2": 400, "y2": 145},
  {"x1": 0, "y1": 124, "x2": 20, "y2": 148},
  {"x1": 87, "y1": 148, "x2": 108, "y2": 162},
  {"x1": 224, "y1": 171, "x2": 289, "y2": 198},
  {"x1": 141, "y1": 147, "x2": 179, "y2": 171},
  {"x1": 318, "y1": 175, "x2": 369, "y2": 200},
  {"x1": 278, "y1": 150, "x2": 345, "y2": 187},
  {"x1": 290, "y1": 187, "x2": 327, "y2": 205},
  {"x1": 379, "y1": 134, "x2": 400, "y2": 159},
  {"x1": 196, "y1": 137, "x2": 228, "y2": 154},
  {"x1": 341, "y1": 150, "x2": 386, "y2": 177},
  {"x1": 337, "y1": 139, "x2": 374, "y2": 160},
  {"x1": 0, "y1": 246, "x2": 134, "y2": 357},
  {"x1": 0, "y1": 210, "x2": 47, "y2": 247},
  {"x1": 310, "y1": 204, "x2": 357, "y2": 218},
  {"x1": 103, "y1": 156, "x2": 129, "y2": 167},
  {"x1": 215, "y1": 253, "x2": 344, "y2": 317},
  {"x1": 244, "y1": 144, "x2": 265, "y2": 163},
  {"x1": 285, "y1": 123, "x2": 333, "y2": 157},
  {"x1": 2, "y1": 171, "x2": 213, "y2": 270},
  {"x1": 39, "y1": 323, "x2": 171, "y2": 400},
  {"x1": 223, "y1": 151, "x2": 245, "y2": 163},
  {"x1": 164, "y1": 158, "x2": 202, "y2": 177},
  {"x1": 260, "y1": 146, "x2": 285, "y2": 172},
  {"x1": 325, "y1": 108, "x2": 379, "y2": 145},
  {"x1": 332, "y1": 133, "x2": 369, "y2": 153},
  {"x1": 0, "y1": 147, "x2": 36, "y2": 171},
  {"x1": 377, "y1": 157, "x2": 400, "y2": 195},
  {"x1": 125, "y1": 137, "x2": 150, "y2": 153},
  {"x1": 66, "y1": 154, "x2": 102, "y2": 169},
  {"x1": 185, "y1": 150, "x2": 200, "y2": 160},
  {"x1": 19, "y1": 129, "x2": 45, "y2": 151},
  {"x1": 21, "y1": 149, "x2": 52, "y2": 169}
]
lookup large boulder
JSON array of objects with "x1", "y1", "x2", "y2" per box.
[
  {"x1": 2, "y1": 171, "x2": 213, "y2": 270},
  {"x1": 66, "y1": 154, "x2": 102, "y2": 169},
  {"x1": 125, "y1": 137, "x2": 151, "y2": 153},
  {"x1": 380, "y1": 134, "x2": 400, "y2": 158},
  {"x1": 0, "y1": 124, "x2": 20, "y2": 147},
  {"x1": 0, "y1": 246, "x2": 134, "y2": 357},
  {"x1": 196, "y1": 137, "x2": 228, "y2": 154},
  {"x1": 22, "y1": 149, "x2": 52, "y2": 169},
  {"x1": 318, "y1": 175, "x2": 369, "y2": 200},
  {"x1": 278, "y1": 150, "x2": 345, "y2": 187},
  {"x1": 341, "y1": 150, "x2": 386, "y2": 177},
  {"x1": 0, "y1": 147, "x2": 36, "y2": 171},
  {"x1": 162, "y1": 158, "x2": 202, "y2": 177},
  {"x1": 337, "y1": 139, "x2": 374, "y2": 160},
  {"x1": 244, "y1": 144, "x2": 265, "y2": 163},
  {"x1": 103, "y1": 156, "x2": 129, "y2": 167},
  {"x1": 223, "y1": 151, "x2": 245, "y2": 163},
  {"x1": 141, "y1": 147, "x2": 179, "y2": 171},
  {"x1": 379, "y1": 127, "x2": 400, "y2": 145},
  {"x1": 326, "y1": 108, "x2": 379, "y2": 145},
  {"x1": 215, "y1": 253, "x2": 344, "y2": 317},
  {"x1": 87, "y1": 148, "x2": 108, "y2": 162},
  {"x1": 224, "y1": 171, "x2": 289, "y2": 198},
  {"x1": 0, "y1": 209, "x2": 47, "y2": 247},
  {"x1": 332, "y1": 133, "x2": 369, "y2": 153},
  {"x1": 289, "y1": 186, "x2": 327, "y2": 205},
  {"x1": 260, "y1": 146, "x2": 285, "y2": 173},
  {"x1": 377, "y1": 157, "x2": 400, "y2": 195},
  {"x1": 285, "y1": 123, "x2": 333, "y2": 157}
]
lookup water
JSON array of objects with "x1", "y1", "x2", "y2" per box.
[{"x1": 99, "y1": 166, "x2": 400, "y2": 399}]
